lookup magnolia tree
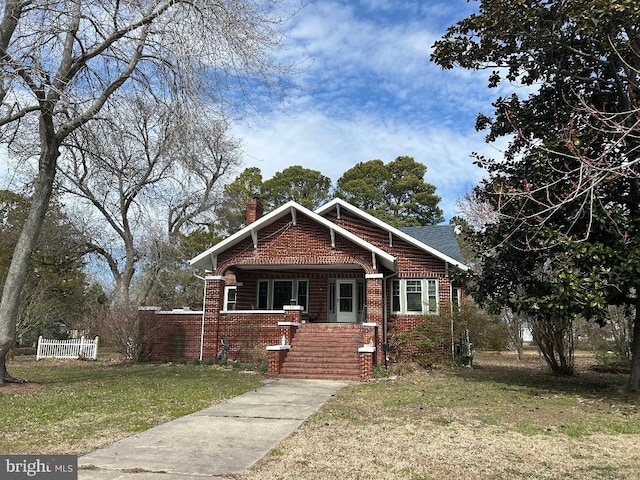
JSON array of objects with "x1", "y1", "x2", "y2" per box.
[
  {"x1": 432, "y1": 0, "x2": 640, "y2": 388},
  {"x1": 0, "y1": 0, "x2": 294, "y2": 384}
]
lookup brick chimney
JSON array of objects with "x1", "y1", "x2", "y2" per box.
[{"x1": 246, "y1": 197, "x2": 264, "y2": 225}]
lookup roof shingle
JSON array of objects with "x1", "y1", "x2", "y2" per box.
[{"x1": 399, "y1": 225, "x2": 465, "y2": 265}]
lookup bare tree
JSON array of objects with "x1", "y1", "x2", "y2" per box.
[
  {"x1": 502, "y1": 308, "x2": 525, "y2": 361},
  {"x1": 100, "y1": 305, "x2": 159, "y2": 363},
  {"x1": 58, "y1": 96, "x2": 241, "y2": 306},
  {"x1": 0, "y1": 0, "x2": 294, "y2": 383},
  {"x1": 455, "y1": 191, "x2": 498, "y2": 233}
]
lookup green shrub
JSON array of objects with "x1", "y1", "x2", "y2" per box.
[
  {"x1": 387, "y1": 331, "x2": 410, "y2": 363},
  {"x1": 192, "y1": 358, "x2": 201, "y2": 366},
  {"x1": 372, "y1": 365, "x2": 390, "y2": 378},
  {"x1": 414, "y1": 322, "x2": 450, "y2": 367},
  {"x1": 232, "y1": 361, "x2": 254, "y2": 371},
  {"x1": 177, "y1": 357, "x2": 187, "y2": 365},
  {"x1": 389, "y1": 315, "x2": 452, "y2": 368},
  {"x1": 203, "y1": 358, "x2": 214, "y2": 366}
]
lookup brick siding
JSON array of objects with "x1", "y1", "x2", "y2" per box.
[{"x1": 146, "y1": 204, "x2": 462, "y2": 378}]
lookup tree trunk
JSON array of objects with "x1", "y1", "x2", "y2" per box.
[
  {"x1": 628, "y1": 292, "x2": 640, "y2": 391},
  {"x1": 532, "y1": 315, "x2": 574, "y2": 376},
  {"x1": 0, "y1": 139, "x2": 59, "y2": 385}
]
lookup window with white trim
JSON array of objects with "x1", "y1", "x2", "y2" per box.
[
  {"x1": 256, "y1": 279, "x2": 308, "y2": 310},
  {"x1": 223, "y1": 286, "x2": 237, "y2": 310},
  {"x1": 391, "y1": 279, "x2": 438, "y2": 314}
]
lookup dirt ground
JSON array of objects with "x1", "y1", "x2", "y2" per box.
[{"x1": 238, "y1": 351, "x2": 640, "y2": 480}]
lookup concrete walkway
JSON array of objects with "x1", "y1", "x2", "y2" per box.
[{"x1": 78, "y1": 378, "x2": 350, "y2": 480}]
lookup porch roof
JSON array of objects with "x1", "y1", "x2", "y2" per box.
[{"x1": 189, "y1": 200, "x2": 397, "y2": 272}]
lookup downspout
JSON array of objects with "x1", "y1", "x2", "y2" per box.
[
  {"x1": 450, "y1": 304, "x2": 455, "y2": 361},
  {"x1": 382, "y1": 271, "x2": 398, "y2": 369}
]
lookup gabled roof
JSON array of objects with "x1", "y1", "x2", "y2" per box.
[
  {"x1": 315, "y1": 198, "x2": 468, "y2": 271},
  {"x1": 189, "y1": 200, "x2": 397, "y2": 272}
]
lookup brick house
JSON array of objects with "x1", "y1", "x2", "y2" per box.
[{"x1": 146, "y1": 198, "x2": 467, "y2": 381}]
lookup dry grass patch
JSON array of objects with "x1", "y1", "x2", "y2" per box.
[{"x1": 241, "y1": 351, "x2": 640, "y2": 480}]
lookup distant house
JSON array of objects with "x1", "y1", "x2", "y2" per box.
[{"x1": 144, "y1": 198, "x2": 467, "y2": 380}]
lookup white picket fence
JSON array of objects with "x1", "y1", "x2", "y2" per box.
[{"x1": 36, "y1": 336, "x2": 99, "y2": 361}]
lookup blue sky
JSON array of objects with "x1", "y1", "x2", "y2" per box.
[{"x1": 233, "y1": 0, "x2": 510, "y2": 221}]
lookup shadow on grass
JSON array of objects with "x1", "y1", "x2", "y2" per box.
[{"x1": 458, "y1": 353, "x2": 638, "y2": 405}]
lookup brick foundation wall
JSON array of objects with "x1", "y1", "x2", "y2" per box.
[
  {"x1": 141, "y1": 307, "x2": 285, "y2": 365},
  {"x1": 388, "y1": 313, "x2": 453, "y2": 363},
  {"x1": 143, "y1": 309, "x2": 203, "y2": 363},
  {"x1": 212, "y1": 311, "x2": 282, "y2": 364}
]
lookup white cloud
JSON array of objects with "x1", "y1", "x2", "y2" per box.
[
  {"x1": 234, "y1": 107, "x2": 503, "y2": 219},
  {"x1": 235, "y1": 0, "x2": 508, "y2": 221}
]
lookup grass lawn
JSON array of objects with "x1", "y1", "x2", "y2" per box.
[
  {"x1": 242, "y1": 351, "x2": 640, "y2": 480},
  {"x1": 3, "y1": 350, "x2": 640, "y2": 479},
  {"x1": 0, "y1": 353, "x2": 265, "y2": 455}
]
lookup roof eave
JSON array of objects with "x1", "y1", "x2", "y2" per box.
[
  {"x1": 190, "y1": 200, "x2": 397, "y2": 272},
  {"x1": 316, "y1": 198, "x2": 469, "y2": 271}
]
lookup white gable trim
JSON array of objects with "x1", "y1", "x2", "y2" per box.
[
  {"x1": 190, "y1": 200, "x2": 396, "y2": 271},
  {"x1": 316, "y1": 198, "x2": 468, "y2": 271}
]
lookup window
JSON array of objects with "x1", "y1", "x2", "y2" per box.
[
  {"x1": 256, "y1": 279, "x2": 308, "y2": 311},
  {"x1": 392, "y1": 281, "x2": 401, "y2": 312},
  {"x1": 451, "y1": 285, "x2": 461, "y2": 315},
  {"x1": 427, "y1": 280, "x2": 437, "y2": 312},
  {"x1": 357, "y1": 281, "x2": 365, "y2": 319},
  {"x1": 406, "y1": 280, "x2": 422, "y2": 312},
  {"x1": 391, "y1": 279, "x2": 438, "y2": 315},
  {"x1": 328, "y1": 281, "x2": 336, "y2": 314},
  {"x1": 297, "y1": 280, "x2": 308, "y2": 310},
  {"x1": 273, "y1": 280, "x2": 293, "y2": 309},
  {"x1": 257, "y1": 280, "x2": 269, "y2": 309},
  {"x1": 339, "y1": 282, "x2": 353, "y2": 312},
  {"x1": 223, "y1": 286, "x2": 237, "y2": 311}
]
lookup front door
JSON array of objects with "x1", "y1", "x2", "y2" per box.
[{"x1": 336, "y1": 280, "x2": 357, "y2": 323}]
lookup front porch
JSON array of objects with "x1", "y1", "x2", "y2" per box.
[
  {"x1": 266, "y1": 307, "x2": 378, "y2": 381},
  {"x1": 188, "y1": 201, "x2": 400, "y2": 380},
  {"x1": 201, "y1": 267, "x2": 385, "y2": 380}
]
